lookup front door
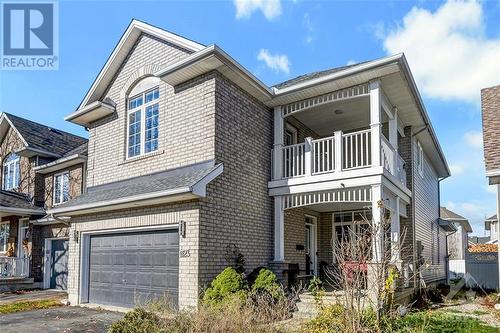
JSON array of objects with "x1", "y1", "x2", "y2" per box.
[
  {"x1": 17, "y1": 219, "x2": 29, "y2": 276},
  {"x1": 50, "y1": 239, "x2": 69, "y2": 290},
  {"x1": 305, "y1": 216, "x2": 317, "y2": 275}
]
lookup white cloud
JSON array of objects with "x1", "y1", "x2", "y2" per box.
[
  {"x1": 464, "y1": 130, "x2": 483, "y2": 148},
  {"x1": 234, "y1": 0, "x2": 282, "y2": 20},
  {"x1": 382, "y1": 0, "x2": 500, "y2": 102},
  {"x1": 449, "y1": 163, "x2": 465, "y2": 175},
  {"x1": 303, "y1": 13, "x2": 314, "y2": 44},
  {"x1": 257, "y1": 49, "x2": 290, "y2": 74}
]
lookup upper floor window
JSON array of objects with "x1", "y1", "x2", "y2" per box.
[
  {"x1": 54, "y1": 172, "x2": 70, "y2": 205},
  {"x1": 3, "y1": 153, "x2": 20, "y2": 190},
  {"x1": 127, "y1": 77, "x2": 160, "y2": 159},
  {"x1": 417, "y1": 141, "x2": 424, "y2": 177}
]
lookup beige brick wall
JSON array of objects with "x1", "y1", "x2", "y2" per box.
[
  {"x1": 198, "y1": 74, "x2": 274, "y2": 288},
  {"x1": 482, "y1": 85, "x2": 500, "y2": 173},
  {"x1": 67, "y1": 201, "x2": 200, "y2": 309},
  {"x1": 43, "y1": 164, "x2": 85, "y2": 209},
  {"x1": 86, "y1": 34, "x2": 215, "y2": 187}
]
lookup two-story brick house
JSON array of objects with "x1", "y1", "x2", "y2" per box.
[
  {"x1": 49, "y1": 20, "x2": 450, "y2": 309},
  {"x1": 0, "y1": 113, "x2": 87, "y2": 291}
]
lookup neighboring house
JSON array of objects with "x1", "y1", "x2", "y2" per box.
[
  {"x1": 0, "y1": 113, "x2": 87, "y2": 291},
  {"x1": 485, "y1": 214, "x2": 498, "y2": 244},
  {"x1": 469, "y1": 235, "x2": 491, "y2": 245},
  {"x1": 441, "y1": 207, "x2": 471, "y2": 279},
  {"x1": 481, "y1": 84, "x2": 500, "y2": 287},
  {"x1": 47, "y1": 20, "x2": 450, "y2": 309}
]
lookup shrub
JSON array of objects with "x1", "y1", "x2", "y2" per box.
[
  {"x1": 308, "y1": 276, "x2": 325, "y2": 307},
  {"x1": 202, "y1": 267, "x2": 247, "y2": 306},
  {"x1": 251, "y1": 268, "x2": 282, "y2": 300},
  {"x1": 108, "y1": 308, "x2": 163, "y2": 333},
  {"x1": 302, "y1": 304, "x2": 348, "y2": 333}
]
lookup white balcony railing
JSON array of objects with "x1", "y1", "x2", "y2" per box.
[
  {"x1": 278, "y1": 128, "x2": 406, "y2": 187},
  {"x1": 0, "y1": 257, "x2": 29, "y2": 278}
]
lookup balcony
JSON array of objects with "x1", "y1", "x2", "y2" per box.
[{"x1": 275, "y1": 129, "x2": 406, "y2": 187}]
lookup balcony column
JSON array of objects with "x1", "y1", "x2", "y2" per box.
[
  {"x1": 371, "y1": 184, "x2": 384, "y2": 262},
  {"x1": 274, "y1": 196, "x2": 285, "y2": 262},
  {"x1": 391, "y1": 197, "x2": 401, "y2": 264},
  {"x1": 334, "y1": 131, "x2": 343, "y2": 172},
  {"x1": 304, "y1": 137, "x2": 312, "y2": 176},
  {"x1": 273, "y1": 106, "x2": 284, "y2": 179},
  {"x1": 389, "y1": 107, "x2": 398, "y2": 150},
  {"x1": 370, "y1": 80, "x2": 382, "y2": 167}
]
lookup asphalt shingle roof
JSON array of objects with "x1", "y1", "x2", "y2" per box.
[
  {"x1": 5, "y1": 113, "x2": 87, "y2": 157},
  {"x1": 440, "y1": 207, "x2": 467, "y2": 220},
  {"x1": 54, "y1": 160, "x2": 220, "y2": 210},
  {"x1": 0, "y1": 190, "x2": 43, "y2": 211},
  {"x1": 273, "y1": 61, "x2": 369, "y2": 89}
]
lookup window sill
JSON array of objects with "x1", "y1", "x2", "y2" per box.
[{"x1": 119, "y1": 149, "x2": 164, "y2": 166}]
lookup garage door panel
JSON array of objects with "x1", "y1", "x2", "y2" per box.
[{"x1": 88, "y1": 229, "x2": 179, "y2": 308}]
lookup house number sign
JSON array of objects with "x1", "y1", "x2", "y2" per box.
[{"x1": 180, "y1": 249, "x2": 190, "y2": 258}]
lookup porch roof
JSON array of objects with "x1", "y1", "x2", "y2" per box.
[
  {"x1": 49, "y1": 160, "x2": 223, "y2": 216},
  {"x1": 0, "y1": 190, "x2": 45, "y2": 217}
]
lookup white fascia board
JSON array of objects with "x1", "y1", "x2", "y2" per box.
[
  {"x1": 273, "y1": 54, "x2": 403, "y2": 96},
  {"x1": 397, "y1": 56, "x2": 450, "y2": 178},
  {"x1": 34, "y1": 154, "x2": 87, "y2": 174},
  {"x1": 269, "y1": 174, "x2": 383, "y2": 196},
  {"x1": 191, "y1": 163, "x2": 224, "y2": 196},
  {"x1": 76, "y1": 20, "x2": 205, "y2": 112},
  {"x1": 65, "y1": 101, "x2": 115, "y2": 125},
  {"x1": 0, "y1": 113, "x2": 29, "y2": 147},
  {"x1": 0, "y1": 206, "x2": 45, "y2": 216},
  {"x1": 156, "y1": 44, "x2": 273, "y2": 100},
  {"x1": 15, "y1": 146, "x2": 61, "y2": 158},
  {"x1": 486, "y1": 169, "x2": 500, "y2": 177}
]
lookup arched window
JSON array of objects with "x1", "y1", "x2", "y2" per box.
[
  {"x1": 3, "y1": 153, "x2": 20, "y2": 190},
  {"x1": 126, "y1": 77, "x2": 161, "y2": 158}
]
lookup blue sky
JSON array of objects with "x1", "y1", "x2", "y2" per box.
[{"x1": 1, "y1": 0, "x2": 499, "y2": 234}]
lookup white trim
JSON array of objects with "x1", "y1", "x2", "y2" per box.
[
  {"x1": 2, "y1": 153, "x2": 20, "y2": 190},
  {"x1": 34, "y1": 154, "x2": 87, "y2": 174},
  {"x1": 53, "y1": 171, "x2": 70, "y2": 206},
  {"x1": 78, "y1": 224, "x2": 179, "y2": 305},
  {"x1": 417, "y1": 140, "x2": 424, "y2": 177},
  {"x1": 486, "y1": 169, "x2": 500, "y2": 177},
  {"x1": 64, "y1": 101, "x2": 115, "y2": 126},
  {"x1": 43, "y1": 237, "x2": 69, "y2": 289},
  {"x1": 0, "y1": 113, "x2": 29, "y2": 147},
  {"x1": 126, "y1": 86, "x2": 160, "y2": 159},
  {"x1": 284, "y1": 123, "x2": 298, "y2": 145},
  {"x1": 76, "y1": 20, "x2": 204, "y2": 112},
  {"x1": 304, "y1": 214, "x2": 318, "y2": 275},
  {"x1": 17, "y1": 218, "x2": 29, "y2": 258},
  {"x1": 0, "y1": 206, "x2": 45, "y2": 216}
]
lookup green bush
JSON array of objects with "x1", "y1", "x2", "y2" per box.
[
  {"x1": 202, "y1": 267, "x2": 247, "y2": 306},
  {"x1": 251, "y1": 268, "x2": 282, "y2": 300},
  {"x1": 108, "y1": 308, "x2": 163, "y2": 333}
]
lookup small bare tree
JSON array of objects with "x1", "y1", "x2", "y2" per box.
[{"x1": 324, "y1": 201, "x2": 416, "y2": 331}]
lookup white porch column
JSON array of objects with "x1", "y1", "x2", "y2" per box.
[
  {"x1": 371, "y1": 184, "x2": 384, "y2": 262},
  {"x1": 391, "y1": 197, "x2": 401, "y2": 263},
  {"x1": 389, "y1": 108, "x2": 398, "y2": 150},
  {"x1": 304, "y1": 137, "x2": 312, "y2": 176},
  {"x1": 334, "y1": 130, "x2": 343, "y2": 172},
  {"x1": 273, "y1": 106, "x2": 284, "y2": 180},
  {"x1": 274, "y1": 196, "x2": 285, "y2": 262},
  {"x1": 370, "y1": 80, "x2": 382, "y2": 167}
]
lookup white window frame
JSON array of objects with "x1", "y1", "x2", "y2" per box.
[
  {"x1": 0, "y1": 221, "x2": 10, "y2": 253},
  {"x1": 417, "y1": 141, "x2": 424, "y2": 177},
  {"x1": 332, "y1": 210, "x2": 372, "y2": 263},
  {"x1": 2, "y1": 153, "x2": 20, "y2": 190},
  {"x1": 53, "y1": 171, "x2": 70, "y2": 206},
  {"x1": 285, "y1": 123, "x2": 298, "y2": 146},
  {"x1": 126, "y1": 87, "x2": 160, "y2": 159}
]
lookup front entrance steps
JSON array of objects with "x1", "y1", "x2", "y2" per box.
[
  {"x1": 0, "y1": 277, "x2": 40, "y2": 292},
  {"x1": 293, "y1": 290, "x2": 371, "y2": 319}
]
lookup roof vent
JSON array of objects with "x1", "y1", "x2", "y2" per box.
[{"x1": 48, "y1": 127, "x2": 63, "y2": 135}]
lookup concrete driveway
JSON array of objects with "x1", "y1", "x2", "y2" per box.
[{"x1": 0, "y1": 306, "x2": 124, "y2": 333}]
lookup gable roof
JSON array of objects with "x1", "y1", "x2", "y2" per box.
[
  {"x1": 76, "y1": 19, "x2": 205, "y2": 112},
  {"x1": 486, "y1": 214, "x2": 497, "y2": 222},
  {"x1": 0, "y1": 113, "x2": 87, "y2": 158},
  {"x1": 440, "y1": 207, "x2": 472, "y2": 232}
]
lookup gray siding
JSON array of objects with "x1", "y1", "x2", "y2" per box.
[{"x1": 413, "y1": 139, "x2": 446, "y2": 283}]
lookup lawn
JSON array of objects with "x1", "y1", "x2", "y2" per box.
[{"x1": 0, "y1": 299, "x2": 63, "y2": 314}]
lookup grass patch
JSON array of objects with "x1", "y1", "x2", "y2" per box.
[
  {"x1": 387, "y1": 311, "x2": 498, "y2": 333},
  {"x1": 443, "y1": 308, "x2": 461, "y2": 314},
  {"x1": 0, "y1": 299, "x2": 62, "y2": 314},
  {"x1": 472, "y1": 310, "x2": 489, "y2": 316}
]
